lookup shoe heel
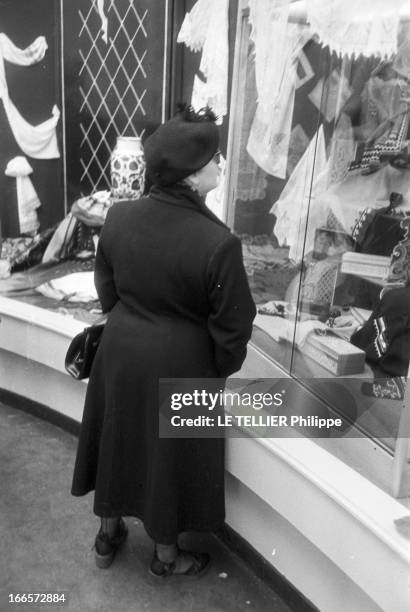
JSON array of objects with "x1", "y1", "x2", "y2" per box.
[{"x1": 95, "y1": 551, "x2": 114, "y2": 569}]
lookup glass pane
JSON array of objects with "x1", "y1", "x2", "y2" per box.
[
  {"x1": 226, "y1": 1, "x2": 410, "y2": 491},
  {"x1": 225, "y1": 4, "x2": 326, "y2": 373},
  {"x1": 290, "y1": 24, "x2": 410, "y2": 457}
]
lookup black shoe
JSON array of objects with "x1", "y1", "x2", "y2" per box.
[
  {"x1": 94, "y1": 518, "x2": 128, "y2": 569},
  {"x1": 149, "y1": 547, "x2": 210, "y2": 580}
]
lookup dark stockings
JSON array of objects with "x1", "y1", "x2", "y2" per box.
[
  {"x1": 99, "y1": 521, "x2": 194, "y2": 573},
  {"x1": 155, "y1": 542, "x2": 195, "y2": 573},
  {"x1": 100, "y1": 517, "x2": 120, "y2": 538}
]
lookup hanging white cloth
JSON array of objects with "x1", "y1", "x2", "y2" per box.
[
  {"x1": 0, "y1": 33, "x2": 60, "y2": 159},
  {"x1": 5, "y1": 156, "x2": 41, "y2": 235},
  {"x1": 177, "y1": 0, "x2": 229, "y2": 121},
  {"x1": 271, "y1": 125, "x2": 328, "y2": 263},
  {"x1": 248, "y1": 0, "x2": 291, "y2": 110},
  {"x1": 246, "y1": 1, "x2": 311, "y2": 178},
  {"x1": 236, "y1": 47, "x2": 268, "y2": 202},
  {"x1": 305, "y1": 0, "x2": 408, "y2": 58},
  {"x1": 97, "y1": 0, "x2": 109, "y2": 44}
]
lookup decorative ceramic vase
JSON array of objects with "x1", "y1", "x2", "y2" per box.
[{"x1": 110, "y1": 136, "x2": 145, "y2": 200}]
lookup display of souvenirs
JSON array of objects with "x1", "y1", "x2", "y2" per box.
[{"x1": 1, "y1": 0, "x2": 409, "y2": 398}]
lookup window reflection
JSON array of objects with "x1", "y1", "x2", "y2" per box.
[{"x1": 227, "y1": 4, "x2": 410, "y2": 453}]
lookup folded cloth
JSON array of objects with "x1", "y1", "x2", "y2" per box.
[
  {"x1": 5, "y1": 156, "x2": 41, "y2": 235},
  {"x1": 71, "y1": 190, "x2": 113, "y2": 227},
  {"x1": 42, "y1": 214, "x2": 77, "y2": 263},
  {"x1": 1, "y1": 227, "x2": 55, "y2": 272},
  {"x1": 36, "y1": 272, "x2": 98, "y2": 303}
]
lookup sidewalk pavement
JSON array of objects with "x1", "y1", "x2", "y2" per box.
[{"x1": 0, "y1": 402, "x2": 294, "y2": 612}]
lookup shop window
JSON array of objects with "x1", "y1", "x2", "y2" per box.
[{"x1": 225, "y1": 0, "x2": 410, "y2": 496}]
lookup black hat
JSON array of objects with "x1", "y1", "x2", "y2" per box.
[{"x1": 143, "y1": 104, "x2": 219, "y2": 186}]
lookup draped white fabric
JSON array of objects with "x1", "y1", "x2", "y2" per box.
[
  {"x1": 246, "y1": 0, "x2": 311, "y2": 178},
  {"x1": 177, "y1": 0, "x2": 229, "y2": 121},
  {"x1": 5, "y1": 156, "x2": 41, "y2": 235},
  {"x1": 0, "y1": 33, "x2": 60, "y2": 159},
  {"x1": 271, "y1": 125, "x2": 328, "y2": 263}
]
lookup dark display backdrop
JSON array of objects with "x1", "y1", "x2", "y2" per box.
[
  {"x1": 63, "y1": 0, "x2": 171, "y2": 203},
  {"x1": 0, "y1": 0, "x2": 64, "y2": 237}
]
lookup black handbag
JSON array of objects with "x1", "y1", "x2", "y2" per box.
[{"x1": 65, "y1": 322, "x2": 106, "y2": 380}]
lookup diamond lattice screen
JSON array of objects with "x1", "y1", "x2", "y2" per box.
[{"x1": 78, "y1": 0, "x2": 148, "y2": 192}]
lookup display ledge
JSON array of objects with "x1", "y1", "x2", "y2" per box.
[
  {"x1": 232, "y1": 344, "x2": 410, "y2": 612},
  {"x1": 0, "y1": 295, "x2": 88, "y2": 423},
  {"x1": 250, "y1": 320, "x2": 410, "y2": 499},
  {"x1": 0, "y1": 296, "x2": 409, "y2": 611}
]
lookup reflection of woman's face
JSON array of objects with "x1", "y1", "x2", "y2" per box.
[{"x1": 194, "y1": 156, "x2": 221, "y2": 196}]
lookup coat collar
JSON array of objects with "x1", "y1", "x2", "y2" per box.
[{"x1": 149, "y1": 183, "x2": 228, "y2": 229}]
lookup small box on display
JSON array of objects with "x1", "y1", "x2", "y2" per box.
[
  {"x1": 340, "y1": 252, "x2": 391, "y2": 280},
  {"x1": 302, "y1": 333, "x2": 366, "y2": 375}
]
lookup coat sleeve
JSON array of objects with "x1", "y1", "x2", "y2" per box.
[
  {"x1": 94, "y1": 237, "x2": 119, "y2": 313},
  {"x1": 206, "y1": 234, "x2": 256, "y2": 377}
]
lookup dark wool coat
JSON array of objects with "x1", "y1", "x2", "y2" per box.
[{"x1": 71, "y1": 183, "x2": 256, "y2": 544}]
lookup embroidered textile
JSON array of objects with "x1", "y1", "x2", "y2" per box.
[
  {"x1": 306, "y1": 0, "x2": 407, "y2": 58},
  {"x1": 248, "y1": 0, "x2": 291, "y2": 111},
  {"x1": 236, "y1": 49, "x2": 268, "y2": 202},
  {"x1": 308, "y1": 69, "x2": 352, "y2": 123},
  {"x1": 71, "y1": 190, "x2": 113, "y2": 227},
  {"x1": 327, "y1": 113, "x2": 356, "y2": 185},
  {"x1": 326, "y1": 164, "x2": 410, "y2": 236},
  {"x1": 0, "y1": 33, "x2": 60, "y2": 159},
  {"x1": 287, "y1": 124, "x2": 310, "y2": 177},
  {"x1": 247, "y1": 0, "x2": 311, "y2": 178},
  {"x1": 177, "y1": 0, "x2": 229, "y2": 120},
  {"x1": 5, "y1": 156, "x2": 41, "y2": 235},
  {"x1": 271, "y1": 125, "x2": 328, "y2": 263},
  {"x1": 1, "y1": 227, "x2": 55, "y2": 273},
  {"x1": 348, "y1": 75, "x2": 410, "y2": 175}
]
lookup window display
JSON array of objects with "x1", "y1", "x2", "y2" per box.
[{"x1": 226, "y1": 0, "x2": 410, "y2": 492}]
